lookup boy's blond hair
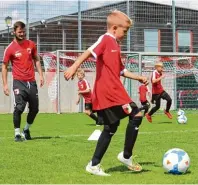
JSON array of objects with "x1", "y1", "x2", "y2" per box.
[
  {"x1": 155, "y1": 62, "x2": 163, "y2": 67},
  {"x1": 76, "y1": 68, "x2": 85, "y2": 76},
  {"x1": 107, "y1": 10, "x2": 132, "y2": 29}
]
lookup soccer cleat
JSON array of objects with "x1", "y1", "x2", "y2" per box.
[
  {"x1": 14, "y1": 134, "x2": 23, "y2": 142},
  {"x1": 164, "y1": 110, "x2": 173, "y2": 119},
  {"x1": 86, "y1": 161, "x2": 110, "y2": 176},
  {"x1": 22, "y1": 129, "x2": 32, "y2": 140},
  {"x1": 145, "y1": 113, "x2": 152, "y2": 123},
  {"x1": 117, "y1": 151, "x2": 142, "y2": 172}
]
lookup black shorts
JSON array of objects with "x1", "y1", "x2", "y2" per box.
[
  {"x1": 151, "y1": 91, "x2": 169, "y2": 104},
  {"x1": 141, "y1": 100, "x2": 149, "y2": 106},
  {"x1": 96, "y1": 102, "x2": 140, "y2": 125},
  {"x1": 13, "y1": 80, "x2": 39, "y2": 112},
  {"x1": 85, "y1": 103, "x2": 92, "y2": 110}
]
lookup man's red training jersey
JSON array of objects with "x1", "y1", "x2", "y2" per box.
[
  {"x1": 88, "y1": 33, "x2": 132, "y2": 110},
  {"x1": 3, "y1": 40, "x2": 37, "y2": 81}
]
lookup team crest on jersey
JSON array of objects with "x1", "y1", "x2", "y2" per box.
[
  {"x1": 27, "y1": 48, "x2": 32, "y2": 54},
  {"x1": 122, "y1": 104, "x2": 132, "y2": 114},
  {"x1": 14, "y1": 89, "x2": 19, "y2": 95}
]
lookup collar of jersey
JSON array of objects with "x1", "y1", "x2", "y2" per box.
[
  {"x1": 105, "y1": 33, "x2": 116, "y2": 40},
  {"x1": 155, "y1": 70, "x2": 160, "y2": 75}
]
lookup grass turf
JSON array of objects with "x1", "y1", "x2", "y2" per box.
[{"x1": 0, "y1": 112, "x2": 197, "y2": 184}]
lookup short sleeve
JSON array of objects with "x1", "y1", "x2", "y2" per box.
[
  {"x1": 3, "y1": 47, "x2": 11, "y2": 64},
  {"x1": 84, "y1": 79, "x2": 91, "y2": 90},
  {"x1": 152, "y1": 71, "x2": 156, "y2": 80},
  {"x1": 31, "y1": 42, "x2": 38, "y2": 57},
  {"x1": 88, "y1": 35, "x2": 105, "y2": 59}
]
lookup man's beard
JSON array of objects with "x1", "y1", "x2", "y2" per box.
[{"x1": 15, "y1": 35, "x2": 25, "y2": 41}]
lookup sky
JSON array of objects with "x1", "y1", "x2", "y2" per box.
[{"x1": 0, "y1": 0, "x2": 198, "y2": 31}]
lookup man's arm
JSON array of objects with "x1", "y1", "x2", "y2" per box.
[
  {"x1": 64, "y1": 50, "x2": 92, "y2": 80},
  {"x1": 33, "y1": 55, "x2": 44, "y2": 87},
  {"x1": 123, "y1": 69, "x2": 149, "y2": 85},
  {"x1": 2, "y1": 63, "x2": 9, "y2": 96}
]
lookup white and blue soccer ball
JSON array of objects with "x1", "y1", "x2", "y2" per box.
[
  {"x1": 177, "y1": 109, "x2": 185, "y2": 116},
  {"x1": 163, "y1": 148, "x2": 190, "y2": 174},
  {"x1": 177, "y1": 115, "x2": 187, "y2": 124}
]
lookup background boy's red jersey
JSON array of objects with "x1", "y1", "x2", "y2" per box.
[
  {"x1": 88, "y1": 33, "x2": 132, "y2": 110},
  {"x1": 151, "y1": 70, "x2": 164, "y2": 94},
  {"x1": 3, "y1": 40, "x2": 37, "y2": 82},
  {"x1": 139, "y1": 85, "x2": 148, "y2": 102},
  {"x1": 78, "y1": 79, "x2": 92, "y2": 103}
]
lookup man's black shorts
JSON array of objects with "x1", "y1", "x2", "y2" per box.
[
  {"x1": 85, "y1": 103, "x2": 92, "y2": 110},
  {"x1": 13, "y1": 79, "x2": 38, "y2": 111},
  {"x1": 96, "y1": 102, "x2": 140, "y2": 125},
  {"x1": 151, "y1": 91, "x2": 169, "y2": 104}
]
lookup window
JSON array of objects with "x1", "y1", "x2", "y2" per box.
[
  {"x1": 177, "y1": 30, "x2": 193, "y2": 52},
  {"x1": 144, "y1": 29, "x2": 160, "y2": 52}
]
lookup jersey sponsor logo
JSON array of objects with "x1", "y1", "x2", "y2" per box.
[
  {"x1": 14, "y1": 89, "x2": 19, "y2": 95},
  {"x1": 111, "y1": 49, "x2": 117, "y2": 52},
  {"x1": 122, "y1": 103, "x2": 132, "y2": 114},
  {"x1": 15, "y1": 52, "x2": 22, "y2": 58}
]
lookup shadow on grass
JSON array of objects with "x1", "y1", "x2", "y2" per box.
[
  {"x1": 32, "y1": 136, "x2": 53, "y2": 140},
  {"x1": 157, "y1": 121, "x2": 172, "y2": 124},
  {"x1": 164, "y1": 170, "x2": 191, "y2": 175},
  {"x1": 139, "y1": 161, "x2": 156, "y2": 166},
  {"x1": 106, "y1": 165, "x2": 151, "y2": 174}
]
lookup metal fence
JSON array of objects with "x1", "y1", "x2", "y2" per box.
[{"x1": 1, "y1": 0, "x2": 198, "y2": 61}]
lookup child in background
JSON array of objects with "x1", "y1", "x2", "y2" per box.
[{"x1": 76, "y1": 68, "x2": 100, "y2": 126}]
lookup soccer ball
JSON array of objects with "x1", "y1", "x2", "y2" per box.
[
  {"x1": 177, "y1": 109, "x2": 185, "y2": 116},
  {"x1": 163, "y1": 148, "x2": 190, "y2": 174},
  {"x1": 177, "y1": 115, "x2": 187, "y2": 124}
]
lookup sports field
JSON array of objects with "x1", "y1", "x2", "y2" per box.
[{"x1": 0, "y1": 112, "x2": 197, "y2": 184}]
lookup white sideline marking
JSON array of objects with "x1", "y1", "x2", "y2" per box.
[{"x1": 0, "y1": 130, "x2": 198, "y2": 140}]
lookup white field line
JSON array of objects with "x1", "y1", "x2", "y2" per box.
[{"x1": 0, "y1": 129, "x2": 198, "y2": 140}]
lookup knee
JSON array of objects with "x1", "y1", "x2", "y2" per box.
[
  {"x1": 129, "y1": 116, "x2": 143, "y2": 128},
  {"x1": 84, "y1": 110, "x2": 90, "y2": 115},
  {"x1": 104, "y1": 124, "x2": 118, "y2": 136},
  {"x1": 168, "y1": 97, "x2": 172, "y2": 103},
  {"x1": 29, "y1": 107, "x2": 39, "y2": 114},
  {"x1": 14, "y1": 104, "x2": 25, "y2": 114}
]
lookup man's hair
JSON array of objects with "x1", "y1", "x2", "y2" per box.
[
  {"x1": 14, "y1": 21, "x2": 26, "y2": 31},
  {"x1": 107, "y1": 10, "x2": 132, "y2": 29},
  {"x1": 155, "y1": 62, "x2": 164, "y2": 67}
]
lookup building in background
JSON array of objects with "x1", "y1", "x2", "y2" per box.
[{"x1": 0, "y1": 0, "x2": 198, "y2": 57}]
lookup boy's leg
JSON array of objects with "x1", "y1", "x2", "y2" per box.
[
  {"x1": 148, "y1": 95, "x2": 161, "y2": 116},
  {"x1": 91, "y1": 121, "x2": 120, "y2": 166},
  {"x1": 161, "y1": 91, "x2": 173, "y2": 119},
  {"x1": 123, "y1": 105, "x2": 143, "y2": 159},
  {"x1": 161, "y1": 91, "x2": 172, "y2": 112},
  {"x1": 85, "y1": 103, "x2": 98, "y2": 122},
  {"x1": 141, "y1": 101, "x2": 150, "y2": 115}
]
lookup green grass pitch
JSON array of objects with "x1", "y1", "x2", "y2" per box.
[{"x1": 0, "y1": 112, "x2": 197, "y2": 184}]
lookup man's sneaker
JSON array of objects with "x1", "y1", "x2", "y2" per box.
[
  {"x1": 117, "y1": 151, "x2": 142, "y2": 172},
  {"x1": 145, "y1": 113, "x2": 152, "y2": 123},
  {"x1": 22, "y1": 129, "x2": 32, "y2": 140},
  {"x1": 86, "y1": 161, "x2": 110, "y2": 176},
  {"x1": 164, "y1": 110, "x2": 173, "y2": 119},
  {"x1": 14, "y1": 134, "x2": 23, "y2": 142}
]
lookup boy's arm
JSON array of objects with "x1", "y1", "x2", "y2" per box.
[
  {"x1": 64, "y1": 50, "x2": 92, "y2": 80},
  {"x1": 79, "y1": 89, "x2": 91, "y2": 94},
  {"x1": 152, "y1": 74, "x2": 165, "y2": 83},
  {"x1": 123, "y1": 70, "x2": 149, "y2": 85},
  {"x1": 76, "y1": 94, "x2": 81, "y2": 105}
]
